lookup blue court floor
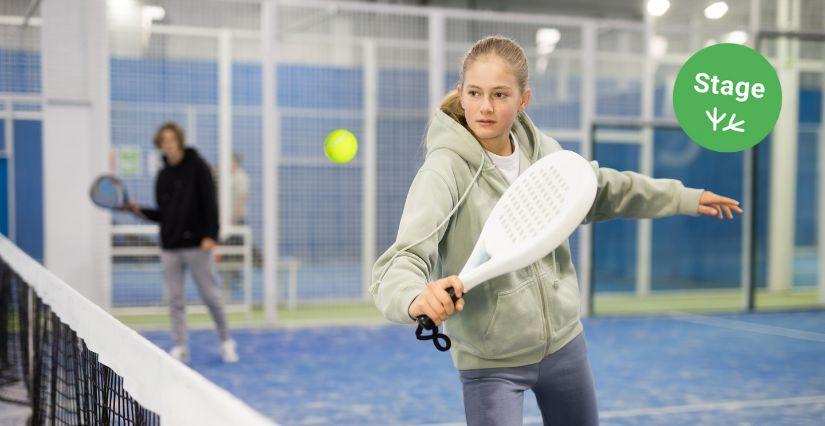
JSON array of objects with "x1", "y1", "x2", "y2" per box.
[{"x1": 144, "y1": 310, "x2": 825, "y2": 425}]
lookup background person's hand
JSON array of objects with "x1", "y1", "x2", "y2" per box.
[
  {"x1": 123, "y1": 200, "x2": 141, "y2": 214},
  {"x1": 201, "y1": 237, "x2": 217, "y2": 252},
  {"x1": 408, "y1": 276, "x2": 465, "y2": 326},
  {"x1": 697, "y1": 190, "x2": 743, "y2": 219}
]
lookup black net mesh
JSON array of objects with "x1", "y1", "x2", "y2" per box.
[{"x1": 0, "y1": 259, "x2": 160, "y2": 425}]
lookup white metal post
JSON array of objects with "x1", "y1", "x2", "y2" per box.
[
  {"x1": 748, "y1": 0, "x2": 761, "y2": 49},
  {"x1": 262, "y1": 0, "x2": 280, "y2": 324},
  {"x1": 579, "y1": 22, "x2": 596, "y2": 317},
  {"x1": 428, "y1": 11, "x2": 445, "y2": 113},
  {"x1": 362, "y1": 39, "x2": 378, "y2": 300},
  {"x1": 42, "y1": 0, "x2": 111, "y2": 305},
  {"x1": 742, "y1": 0, "x2": 761, "y2": 309},
  {"x1": 288, "y1": 261, "x2": 297, "y2": 310},
  {"x1": 3, "y1": 99, "x2": 14, "y2": 243},
  {"x1": 243, "y1": 227, "x2": 253, "y2": 317},
  {"x1": 819, "y1": 71, "x2": 825, "y2": 304},
  {"x1": 557, "y1": 57, "x2": 569, "y2": 103},
  {"x1": 742, "y1": 146, "x2": 755, "y2": 308},
  {"x1": 218, "y1": 29, "x2": 233, "y2": 241},
  {"x1": 186, "y1": 105, "x2": 198, "y2": 147},
  {"x1": 768, "y1": 0, "x2": 799, "y2": 292},
  {"x1": 637, "y1": 15, "x2": 655, "y2": 297}
]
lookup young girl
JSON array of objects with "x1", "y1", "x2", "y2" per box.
[{"x1": 370, "y1": 35, "x2": 742, "y2": 425}]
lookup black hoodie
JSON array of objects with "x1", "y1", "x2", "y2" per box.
[{"x1": 141, "y1": 147, "x2": 219, "y2": 249}]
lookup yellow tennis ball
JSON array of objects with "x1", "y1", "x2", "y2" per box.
[{"x1": 324, "y1": 129, "x2": 358, "y2": 164}]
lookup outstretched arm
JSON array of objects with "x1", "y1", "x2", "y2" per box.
[
  {"x1": 583, "y1": 165, "x2": 704, "y2": 223},
  {"x1": 124, "y1": 201, "x2": 156, "y2": 221},
  {"x1": 582, "y1": 161, "x2": 745, "y2": 223}
]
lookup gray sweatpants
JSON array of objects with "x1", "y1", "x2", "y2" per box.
[
  {"x1": 459, "y1": 333, "x2": 599, "y2": 426},
  {"x1": 161, "y1": 248, "x2": 230, "y2": 346}
]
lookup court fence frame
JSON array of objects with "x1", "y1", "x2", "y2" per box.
[{"x1": 755, "y1": 29, "x2": 825, "y2": 307}]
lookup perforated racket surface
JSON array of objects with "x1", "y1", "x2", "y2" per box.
[{"x1": 459, "y1": 150, "x2": 597, "y2": 291}]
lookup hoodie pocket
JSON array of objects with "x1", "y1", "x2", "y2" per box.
[
  {"x1": 548, "y1": 274, "x2": 582, "y2": 334},
  {"x1": 481, "y1": 279, "x2": 546, "y2": 359}
]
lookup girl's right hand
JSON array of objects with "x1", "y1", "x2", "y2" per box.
[{"x1": 408, "y1": 276, "x2": 465, "y2": 326}]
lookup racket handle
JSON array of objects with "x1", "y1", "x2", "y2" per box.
[{"x1": 415, "y1": 287, "x2": 460, "y2": 330}]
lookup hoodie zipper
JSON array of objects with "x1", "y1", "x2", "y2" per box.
[
  {"x1": 546, "y1": 251, "x2": 560, "y2": 356},
  {"x1": 532, "y1": 263, "x2": 551, "y2": 356}
]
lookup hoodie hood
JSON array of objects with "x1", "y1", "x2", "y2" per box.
[
  {"x1": 425, "y1": 110, "x2": 543, "y2": 170},
  {"x1": 163, "y1": 147, "x2": 199, "y2": 167}
]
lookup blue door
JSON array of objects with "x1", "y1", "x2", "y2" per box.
[
  {"x1": 14, "y1": 119, "x2": 43, "y2": 261},
  {"x1": 0, "y1": 118, "x2": 43, "y2": 261}
]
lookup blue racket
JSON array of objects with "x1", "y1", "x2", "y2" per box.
[{"x1": 90, "y1": 175, "x2": 130, "y2": 210}]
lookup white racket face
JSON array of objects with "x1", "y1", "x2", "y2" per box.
[
  {"x1": 459, "y1": 150, "x2": 597, "y2": 291},
  {"x1": 490, "y1": 162, "x2": 570, "y2": 253}
]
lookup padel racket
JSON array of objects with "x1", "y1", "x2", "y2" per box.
[
  {"x1": 416, "y1": 150, "x2": 598, "y2": 351},
  {"x1": 90, "y1": 175, "x2": 131, "y2": 210}
]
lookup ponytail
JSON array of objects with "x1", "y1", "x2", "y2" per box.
[{"x1": 439, "y1": 91, "x2": 466, "y2": 127}]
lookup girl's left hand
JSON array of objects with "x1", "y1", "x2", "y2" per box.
[{"x1": 698, "y1": 191, "x2": 743, "y2": 219}]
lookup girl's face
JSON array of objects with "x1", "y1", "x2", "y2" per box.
[{"x1": 459, "y1": 55, "x2": 531, "y2": 150}]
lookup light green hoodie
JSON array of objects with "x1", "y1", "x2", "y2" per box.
[{"x1": 370, "y1": 110, "x2": 704, "y2": 370}]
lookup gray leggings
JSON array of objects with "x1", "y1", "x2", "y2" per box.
[
  {"x1": 161, "y1": 248, "x2": 230, "y2": 345},
  {"x1": 459, "y1": 333, "x2": 598, "y2": 426}
]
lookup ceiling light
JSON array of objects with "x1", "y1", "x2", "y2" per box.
[
  {"x1": 704, "y1": 2, "x2": 729, "y2": 20},
  {"x1": 646, "y1": 0, "x2": 671, "y2": 17}
]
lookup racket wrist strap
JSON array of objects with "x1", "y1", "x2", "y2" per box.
[{"x1": 415, "y1": 318, "x2": 451, "y2": 352}]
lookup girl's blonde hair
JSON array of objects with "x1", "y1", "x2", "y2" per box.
[{"x1": 440, "y1": 35, "x2": 529, "y2": 126}]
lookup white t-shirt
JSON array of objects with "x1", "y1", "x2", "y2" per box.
[{"x1": 486, "y1": 133, "x2": 523, "y2": 184}]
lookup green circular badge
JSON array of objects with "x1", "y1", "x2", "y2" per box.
[{"x1": 673, "y1": 43, "x2": 781, "y2": 153}]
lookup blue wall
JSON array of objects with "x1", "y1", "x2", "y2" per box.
[{"x1": 1, "y1": 50, "x2": 820, "y2": 289}]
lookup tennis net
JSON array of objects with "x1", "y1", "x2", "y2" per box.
[{"x1": 0, "y1": 235, "x2": 273, "y2": 425}]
